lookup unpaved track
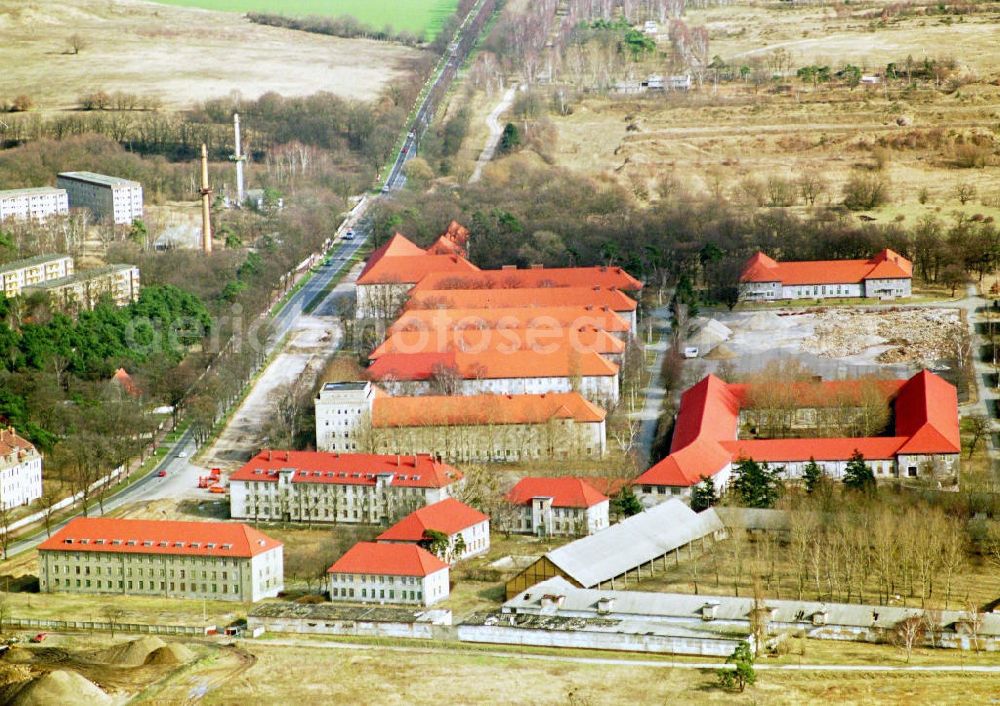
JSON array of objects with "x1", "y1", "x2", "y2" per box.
[{"x1": 470, "y1": 85, "x2": 517, "y2": 183}]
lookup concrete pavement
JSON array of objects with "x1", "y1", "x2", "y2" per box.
[{"x1": 632, "y1": 304, "x2": 672, "y2": 466}]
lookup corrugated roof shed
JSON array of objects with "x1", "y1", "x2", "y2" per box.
[{"x1": 543, "y1": 500, "x2": 724, "y2": 587}]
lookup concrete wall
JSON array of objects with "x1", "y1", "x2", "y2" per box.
[
  {"x1": 457, "y1": 624, "x2": 741, "y2": 657},
  {"x1": 248, "y1": 616, "x2": 439, "y2": 639}
]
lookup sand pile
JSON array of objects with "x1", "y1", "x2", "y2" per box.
[
  {"x1": 97, "y1": 636, "x2": 166, "y2": 666},
  {"x1": 11, "y1": 669, "x2": 111, "y2": 706},
  {"x1": 740, "y1": 311, "x2": 789, "y2": 331},
  {"x1": 145, "y1": 643, "x2": 195, "y2": 666},
  {"x1": 705, "y1": 343, "x2": 737, "y2": 360}
]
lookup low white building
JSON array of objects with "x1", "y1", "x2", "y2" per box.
[
  {"x1": 0, "y1": 187, "x2": 68, "y2": 222},
  {"x1": 57, "y1": 171, "x2": 143, "y2": 225},
  {"x1": 0, "y1": 427, "x2": 42, "y2": 510},
  {"x1": 38, "y1": 517, "x2": 283, "y2": 602},
  {"x1": 327, "y1": 541, "x2": 450, "y2": 607},
  {"x1": 0, "y1": 255, "x2": 74, "y2": 298},
  {"x1": 228, "y1": 450, "x2": 463, "y2": 525},
  {"x1": 25, "y1": 264, "x2": 141, "y2": 311},
  {"x1": 739, "y1": 249, "x2": 912, "y2": 301},
  {"x1": 376, "y1": 498, "x2": 490, "y2": 562},
  {"x1": 507, "y1": 477, "x2": 609, "y2": 537}
]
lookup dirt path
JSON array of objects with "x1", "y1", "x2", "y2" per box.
[{"x1": 469, "y1": 85, "x2": 518, "y2": 183}]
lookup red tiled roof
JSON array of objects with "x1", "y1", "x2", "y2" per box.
[
  {"x1": 407, "y1": 286, "x2": 637, "y2": 313},
  {"x1": 326, "y1": 541, "x2": 448, "y2": 577},
  {"x1": 372, "y1": 391, "x2": 606, "y2": 427},
  {"x1": 726, "y1": 379, "x2": 905, "y2": 409},
  {"x1": 357, "y1": 233, "x2": 425, "y2": 281},
  {"x1": 357, "y1": 247, "x2": 480, "y2": 286},
  {"x1": 426, "y1": 235, "x2": 466, "y2": 256},
  {"x1": 412, "y1": 266, "x2": 643, "y2": 292},
  {"x1": 38, "y1": 518, "x2": 281, "y2": 558},
  {"x1": 369, "y1": 325, "x2": 625, "y2": 360},
  {"x1": 376, "y1": 498, "x2": 489, "y2": 542},
  {"x1": 390, "y1": 306, "x2": 631, "y2": 335},
  {"x1": 229, "y1": 451, "x2": 463, "y2": 488},
  {"x1": 367, "y1": 347, "x2": 619, "y2": 382},
  {"x1": 112, "y1": 368, "x2": 141, "y2": 397},
  {"x1": 0, "y1": 427, "x2": 36, "y2": 457},
  {"x1": 740, "y1": 249, "x2": 912, "y2": 286},
  {"x1": 507, "y1": 477, "x2": 608, "y2": 508},
  {"x1": 634, "y1": 369, "x2": 958, "y2": 488}
]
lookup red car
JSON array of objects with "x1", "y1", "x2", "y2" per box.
[
  {"x1": 29, "y1": 633, "x2": 46, "y2": 643},
  {"x1": 157, "y1": 470, "x2": 167, "y2": 478}
]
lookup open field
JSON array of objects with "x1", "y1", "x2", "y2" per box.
[
  {"x1": 0, "y1": 0, "x2": 424, "y2": 110},
  {"x1": 188, "y1": 640, "x2": 1000, "y2": 705},
  {"x1": 154, "y1": 0, "x2": 459, "y2": 37}
]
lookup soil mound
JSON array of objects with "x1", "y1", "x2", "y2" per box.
[
  {"x1": 11, "y1": 669, "x2": 111, "y2": 706},
  {"x1": 97, "y1": 636, "x2": 166, "y2": 666},
  {"x1": 704, "y1": 343, "x2": 737, "y2": 360},
  {"x1": 741, "y1": 311, "x2": 787, "y2": 331},
  {"x1": 145, "y1": 643, "x2": 195, "y2": 665}
]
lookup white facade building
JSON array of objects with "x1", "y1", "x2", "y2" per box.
[
  {"x1": 0, "y1": 187, "x2": 68, "y2": 222},
  {"x1": 507, "y1": 477, "x2": 609, "y2": 537},
  {"x1": 228, "y1": 450, "x2": 463, "y2": 525},
  {"x1": 376, "y1": 498, "x2": 490, "y2": 562},
  {"x1": 0, "y1": 254, "x2": 74, "y2": 299},
  {"x1": 0, "y1": 428, "x2": 42, "y2": 510},
  {"x1": 57, "y1": 171, "x2": 143, "y2": 225},
  {"x1": 327, "y1": 542, "x2": 450, "y2": 607}
]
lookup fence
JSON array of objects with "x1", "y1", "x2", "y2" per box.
[{"x1": 4, "y1": 616, "x2": 214, "y2": 636}]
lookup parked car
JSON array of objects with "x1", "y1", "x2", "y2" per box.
[
  {"x1": 29, "y1": 633, "x2": 46, "y2": 643},
  {"x1": 342, "y1": 228, "x2": 355, "y2": 240},
  {"x1": 157, "y1": 470, "x2": 167, "y2": 478},
  {"x1": 683, "y1": 347, "x2": 699, "y2": 359}
]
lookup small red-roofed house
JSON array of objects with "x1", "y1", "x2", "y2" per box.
[
  {"x1": 377, "y1": 498, "x2": 490, "y2": 561},
  {"x1": 111, "y1": 368, "x2": 141, "y2": 398},
  {"x1": 507, "y1": 477, "x2": 609, "y2": 536},
  {"x1": 327, "y1": 541, "x2": 449, "y2": 606},
  {"x1": 740, "y1": 249, "x2": 912, "y2": 301}
]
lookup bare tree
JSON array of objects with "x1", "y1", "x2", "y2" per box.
[
  {"x1": 891, "y1": 614, "x2": 926, "y2": 662},
  {"x1": 102, "y1": 605, "x2": 127, "y2": 638},
  {"x1": 66, "y1": 33, "x2": 87, "y2": 55}
]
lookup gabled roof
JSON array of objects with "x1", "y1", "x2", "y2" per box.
[
  {"x1": 634, "y1": 370, "x2": 960, "y2": 488},
  {"x1": 367, "y1": 347, "x2": 619, "y2": 382},
  {"x1": 390, "y1": 306, "x2": 631, "y2": 335},
  {"x1": 326, "y1": 541, "x2": 448, "y2": 577},
  {"x1": 507, "y1": 477, "x2": 608, "y2": 508},
  {"x1": 426, "y1": 235, "x2": 466, "y2": 256},
  {"x1": 0, "y1": 427, "x2": 37, "y2": 457},
  {"x1": 376, "y1": 498, "x2": 489, "y2": 542},
  {"x1": 111, "y1": 368, "x2": 141, "y2": 397},
  {"x1": 740, "y1": 249, "x2": 912, "y2": 286},
  {"x1": 369, "y1": 325, "x2": 625, "y2": 360},
  {"x1": 357, "y1": 253, "x2": 480, "y2": 286},
  {"x1": 372, "y1": 391, "x2": 606, "y2": 427},
  {"x1": 38, "y1": 518, "x2": 281, "y2": 558},
  {"x1": 406, "y1": 286, "x2": 637, "y2": 313},
  {"x1": 411, "y1": 265, "x2": 642, "y2": 292},
  {"x1": 229, "y1": 451, "x2": 463, "y2": 488}
]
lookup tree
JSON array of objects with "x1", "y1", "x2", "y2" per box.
[
  {"x1": 730, "y1": 458, "x2": 783, "y2": 508},
  {"x1": 420, "y1": 529, "x2": 451, "y2": 560},
  {"x1": 892, "y1": 614, "x2": 926, "y2": 663},
  {"x1": 498, "y1": 123, "x2": 521, "y2": 155},
  {"x1": 940, "y1": 264, "x2": 966, "y2": 297},
  {"x1": 690, "y1": 475, "x2": 717, "y2": 512},
  {"x1": 802, "y1": 457, "x2": 823, "y2": 494},
  {"x1": 842, "y1": 171, "x2": 890, "y2": 210},
  {"x1": 718, "y1": 640, "x2": 756, "y2": 692},
  {"x1": 101, "y1": 604, "x2": 126, "y2": 638},
  {"x1": 967, "y1": 414, "x2": 990, "y2": 459},
  {"x1": 67, "y1": 33, "x2": 87, "y2": 55},
  {"x1": 612, "y1": 485, "x2": 643, "y2": 518},
  {"x1": 842, "y1": 450, "x2": 875, "y2": 493}
]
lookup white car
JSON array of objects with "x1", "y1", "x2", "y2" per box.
[
  {"x1": 177, "y1": 451, "x2": 188, "y2": 458},
  {"x1": 683, "y1": 347, "x2": 699, "y2": 359}
]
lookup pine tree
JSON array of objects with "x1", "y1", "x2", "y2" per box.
[
  {"x1": 718, "y1": 640, "x2": 756, "y2": 692},
  {"x1": 730, "y1": 458, "x2": 783, "y2": 508},
  {"x1": 843, "y1": 450, "x2": 876, "y2": 493},
  {"x1": 690, "y1": 475, "x2": 717, "y2": 512},
  {"x1": 613, "y1": 485, "x2": 643, "y2": 517},
  {"x1": 802, "y1": 457, "x2": 823, "y2": 494}
]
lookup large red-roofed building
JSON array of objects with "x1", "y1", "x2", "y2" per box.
[
  {"x1": 327, "y1": 541, "x2": 449, "y2": 606},
  {"x1": 634, "y1": 369, "x2": 960, "y2": 505},
  {"x1": 38, "y1": 517, "x2": 283, "y2": 602},
  {"x1": 376, "y1": 497, "x2": 490, "y2": 561},
  {"x1": 507, "y1": 477, "x2": 610, "y2": 536},
  {"x1": 740, "y1": 249, "x2": 912, "y2": 301},
  {"x1": 228, "y1": 450, "x2": 464, "y2": 525}
]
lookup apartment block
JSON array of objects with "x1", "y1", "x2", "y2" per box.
[
  {"x1": 26, "y1": 264, "x2": 140, "y2": 311},
  {"x1": 0, "y1": 187, "x2": 68, "y2": 222},
  {"x1": 57, "y1": 171, "x2": 143, "y2": 225},
  {"x1": 38, "y1": 518, "x2": 284, "y2": 602},
  {"x1": 228, "y1": 450, "x2": 464, "y2": 525},
  {"x1": 0, "y1": 427, "x2": 43, "y2": 510},
  {"x1": 0, "y1": 254, "x2": 74, "y2": 298}
]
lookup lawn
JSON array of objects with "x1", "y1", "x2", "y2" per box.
[{"x1": 153, "y1": 0, "x2": 460, "y2": 37}]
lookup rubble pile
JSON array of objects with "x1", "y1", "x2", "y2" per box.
[{"x1": 802, "y1": 308, "x2": 962, "y2": 366}]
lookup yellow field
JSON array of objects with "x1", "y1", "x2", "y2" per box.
[{"x1": 0, "y1": 0, "x2": 423, "y2": 110}]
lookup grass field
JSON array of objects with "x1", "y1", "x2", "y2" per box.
[
  {"x1": 153, "y1": 0, "x2": 460, "y2": 37},
  {"x1": 0, "y1": 0, "x2": 423, "y2": 110}
]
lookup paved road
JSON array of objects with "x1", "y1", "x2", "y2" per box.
[
  {"x1": 631, "y1": 304, "x2": 671, "y2": 467},
  {"x1": 469, "y1": 85, "x2": 517, "y2": 183}
]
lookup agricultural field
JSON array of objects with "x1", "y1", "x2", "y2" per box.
[
  {"x1": 0, "y1": 0, "x2": 424, "y2": 111},
  {"x1": 154, "y1": 0, "x2": 460, "y2": 37}
]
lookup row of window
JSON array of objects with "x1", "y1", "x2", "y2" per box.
[
  {"x1": 51, "y1": 578, "x2": 238, "y2": 594},
  {"x1": 51, "y1": 564, "x2": 233, "y2": 580},
  {"x1": 330, "y1": 573, "x2": 421, "y2": 585},
  {"x1": 331, "y1": 586, "x2": 422, "y2": 601}
]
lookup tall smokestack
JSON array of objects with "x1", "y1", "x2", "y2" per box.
[
  {"x1": 199, "y1": 143, "x2": 213, "y2": 254},
  {"x1": 232, "y1": 113, "x2": 245, "y2": 205}
]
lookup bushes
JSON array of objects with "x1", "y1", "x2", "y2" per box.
[{"x1": 843, "y1": 170, "x2": 891, "y2": 210}]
